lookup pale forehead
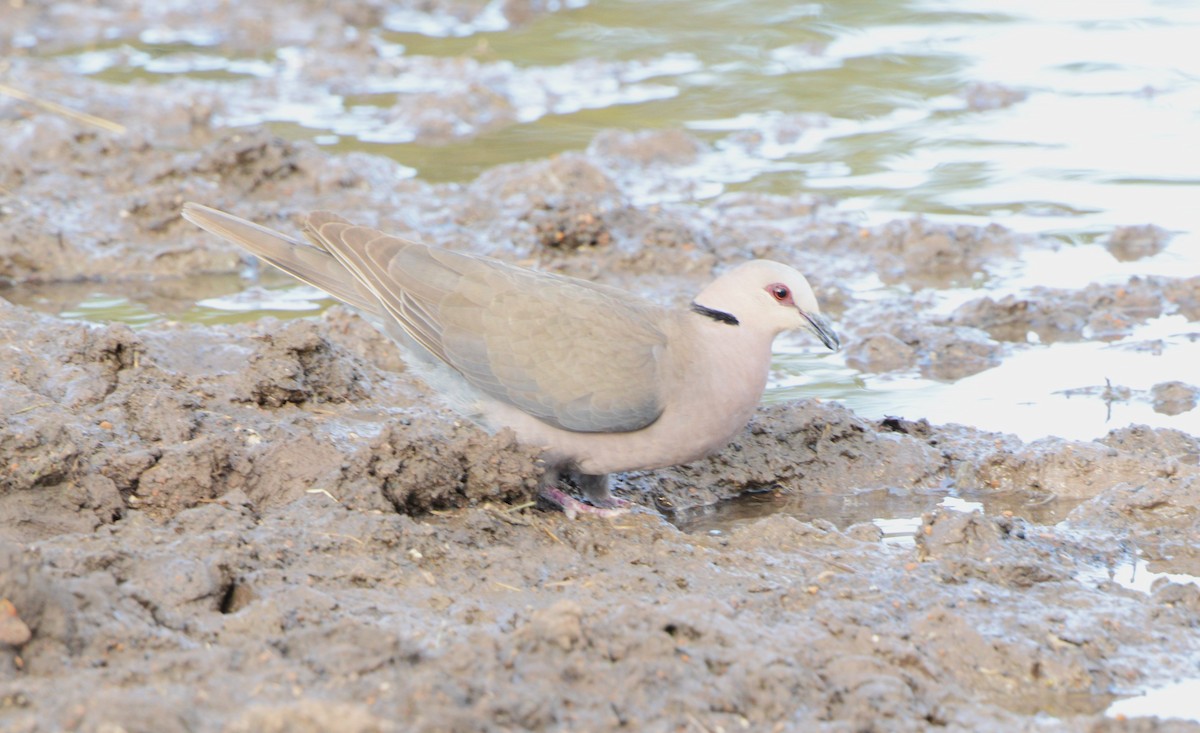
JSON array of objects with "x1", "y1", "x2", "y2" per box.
[{"x1": 731, "y1": 259, "x2": 812, "y2": 286}]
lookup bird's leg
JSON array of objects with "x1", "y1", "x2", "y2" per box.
[
  {"x1": 577, "y1": 473, "x2": 631, "y2": 510},
  {"x1": 537, "y1": 466, "x2": 629, "y2": 519}
]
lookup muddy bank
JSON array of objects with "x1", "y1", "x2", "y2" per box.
[
  {"x1": 0, "y1": 299, "x2": 541, "y2": 538},
  {"x1": 5, "y1": 289, "x2": 1200, "y2": 730},
  {"x1": 9, "y1": 490, "x2": 1200, "y2": 733}
]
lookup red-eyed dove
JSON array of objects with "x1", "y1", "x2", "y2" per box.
[{"x1": 182, "y1": 203, "x2": 840, "y2": 517}]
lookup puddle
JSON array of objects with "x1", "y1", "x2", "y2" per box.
[
  {"x1": 669, "y1": 486, "x2": 1079, "y2": 538},
  {"x1": 770, "y1": 312, "x2": 1200, "y2": 443},
  {"x1": 1076, "y1": 553, "x2": 1200, "y2": 595},
  {"x1": 0, "y1": 271, "x2": 335, "y2": 327},
  {"x1": 1106, "y1": 678, "x2": 1200, "y2": 723}
]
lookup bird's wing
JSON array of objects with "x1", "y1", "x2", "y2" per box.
[{"x1": 310, "y1": 220, "x2": 669, "y2": 433}]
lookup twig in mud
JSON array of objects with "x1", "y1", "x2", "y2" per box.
[
  {"x1": 305, "y1": 488, "x2": 340, "y2": 503},
  {"x1": 13, "y1": 403, "x2": 53, "y2": 415},
  {"x1": 483, "y1": 502, "x2": 532, "y2": 526},
  {"x1": 0, "y1": 83, "x2": 127, "y2": 135},
  {"x1": 492, "y1": 581, "x2": 523, "y2": 592},
  {"x1": 538, "y1": 522, "x2": 565, "y2": 546}
]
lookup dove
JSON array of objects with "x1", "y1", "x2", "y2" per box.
[{"x1": 181, "y1": 203, "x2": 840, "y2": 517}]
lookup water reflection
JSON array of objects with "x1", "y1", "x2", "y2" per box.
[
  {"x1": 0, "y1": 270, "x2": 333, "y2": 327},
  {"x1": 1107, "y1": 678, "x2": 1200, "y2": 723},
  {"x1": 669, "y1": 485, "x2": 1080, "y2": 537}
]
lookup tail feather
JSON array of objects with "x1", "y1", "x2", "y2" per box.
[{"x1": 181, "y1": 203, "x2": 383, "y2": 317}]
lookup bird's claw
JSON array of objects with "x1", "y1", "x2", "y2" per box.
[{"x1": 540, "y1": 486, "x2": 630, "y2": 520}]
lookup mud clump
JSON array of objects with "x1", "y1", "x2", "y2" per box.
[
  {"x1": 1152, "y1": 381, "x2": 1199, "y2": 416},
  {"x1": 0, "y1": 301, "x2": 541, "y2": 543},
  {"x1": 875, "y1": 219, "x2": 1020, "y2": 288},
  {"x1": 0, "y1": 124, "x2": 300, "y2": 284},
  {"x1": 238, "y1": 318, "x2": 371, "y2": 408},
  {"x1": 949, "y1": 276, "x2": 1173, "y2": 344},
  {"x1": 917, "y1": 509, "x2": 1064, "y2": 587},
  {"x1": 468, "y1": 154, "x2": 623, "y2": 215},
  {"x1": 629, "y1": 400, "x2": 945, "y2": 509},
  {"x1": 844, "y1": 323, "x2": 1001, "y2": 380},
  {"x1": 371, "y1": 423, "x2": 539, "y2": 514},
  {"x1": 1106, "y1": 223, "x2": 1172, "y2": 262},
  {"x1": 188, "y1": 130, "x2": 306, "y2": 196},
  {"x1": 914, "y1": 325, "x2": 1002, "y2": 380},
  {"x1": 843, "y1": 332, "x2": 917, "y2": 373},
  {"x1": 527, "y1": 200, "x2": 613, "y2": 251},
  {"x1": 588, "y1": 128, "x2": 706, "y2": 168}
]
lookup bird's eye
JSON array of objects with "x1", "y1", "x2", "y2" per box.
[{"x1": 770, "y1": 284, "x2": 790, "y2": 302}]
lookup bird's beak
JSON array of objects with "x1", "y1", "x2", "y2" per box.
[{"x1": 802, "y1": 311, "x2": 840, "y2": 351}]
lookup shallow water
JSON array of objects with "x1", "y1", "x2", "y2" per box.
[
  {"x1": 19, "y1": 0, "x2": 1200, "y2": 445},
  {"x1": 770, "y1": 312, "x2": 1200, "y2": 442},
  {"x1": 1107, "y1": 678, "x2": 1200, "y2": 723},
  {"x1": 671, "y1": 485, "x2": 1081, "y2": 540},
  {"x1": 4, "y1": 271, "x2": 333, "y2": 327}
]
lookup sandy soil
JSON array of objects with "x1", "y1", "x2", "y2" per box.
[{"x1": 3, "y1": 3, "x2": 1200, "y2": 732}]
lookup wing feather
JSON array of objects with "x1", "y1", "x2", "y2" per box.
[{"x1": 311, "y1": 223, "x2": 667, "y2": 433}]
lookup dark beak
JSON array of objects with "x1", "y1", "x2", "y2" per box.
[{"x1": 802, "y1": 311, "x2": 840, "y2": 351}]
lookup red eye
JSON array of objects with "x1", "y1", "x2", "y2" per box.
[{"x1": 767, "y1": 283, "x2": 791, "y2": 303}]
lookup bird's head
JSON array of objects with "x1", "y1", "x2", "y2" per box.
[{"x1": 692, "y1": 260, "x2": 840, "y2": 350}]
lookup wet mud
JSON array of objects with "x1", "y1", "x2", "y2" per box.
[{"x1": 3, "y1": 4, "x2": 1200, "y2": 732}]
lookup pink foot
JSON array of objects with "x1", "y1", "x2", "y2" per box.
[{"x1": 540, "y1": 487, "x2": 630, "y2": 520}]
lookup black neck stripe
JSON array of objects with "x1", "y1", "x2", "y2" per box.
[{"x1": 690, "y1": 302, "x2": 739, "y2": 326}]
